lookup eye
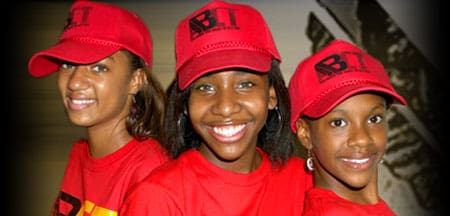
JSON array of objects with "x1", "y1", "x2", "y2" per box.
[
  {"x1": 368, "y1": 115, "x2": 383, "y2": 124},
  {"x1": 195, "y1": 83, "x2": 215, "y2": 92},
  {"x1": 92, "y1": 64, "x2": 108, "y2": 73},
  {"x1": 60, "y1": 62, "x2": 75, "y2": 71},
  {"x1": 330, "y1": 118, "x2": 347, "y2": 128},
  {"x1": 237, "y1": 81, "x2": 254, "y2": 89}
]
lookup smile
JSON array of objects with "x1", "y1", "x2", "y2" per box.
[
  {"x1": 70, "y1": 98, "x2": 96, "y2": 105},
  {"x1": 341, "y1": 158, "x2": 370, "y2": 164},
  {"x1": 213, "y1": 124, "x2": 246, "y2": 137}
]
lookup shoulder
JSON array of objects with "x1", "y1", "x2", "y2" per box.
[
  {"x1": 285, "y1": 156, "x2": 306, "y2": 167},
  {"x1": 304, "y1": 199, "x2": 393, "y2": 216},
  {"x1": 135, "y1": 151, "x2": 192, "y2": 187},
  {"x1": 277, "y1": 156, "x2": 312, "y2": 179},
  {"x1": 71, "y1": 139, "x2": 88, "y2": 150},
  {"x1": 135, "y1": 138, "x2": 170, "y2": 160},
  {"x1": 304, "y1": 204, "x2": 359, "y2": 216},
  {"x1": 122, "y1": 155, "x2": 190, "y2": 209},
  {"x1": 121, "y1": 171, "x2": 183, "y2": 215},
  {"x1": 304, "y1": 189, "x2": 396, "y2": 216},
  {"x1": 67, "y1": 139, "x2": 88, "y2": 158},
  {"x1": 124, "y1": 138, "x2": 171, "y2": 184},
  {"x1": 266, "y1": 156, "x2": 313, "y2": 190},
  {"x1": 304, "y1": 190, "x2": 356, "y2": 216},
  {"x1": 127, "y1": 138, "x2": 170, "y2": 165}
]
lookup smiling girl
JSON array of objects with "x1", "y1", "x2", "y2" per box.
[
  {"x1": 120, "y1": 1, "x2": 312, "y2": 215},
  {"x1": 289, "y1": 39, "x2": 407, "y2": 215},
  {"x1": 28, "y1": 1, "x2": 169, "y2": 215}
]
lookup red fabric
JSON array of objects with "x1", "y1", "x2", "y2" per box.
[
  {"x1": 175, "y1": 0, "x2": 281, "y2": 90},
  {"x1": 288, "y1": 39, "x2": 406, "y2": 132},
  {"x1": 120, "y1": 148, "x2": 313, "y2": 215},
  {"x1": 54, "y1": 138, "x2": 169, "y2": 216},
  {"x1": 303, "y1": 188, "x2": 396, "y2": 216},
  {"x1": 28, "y1": 0, "x2": 153, "y2": 77}
]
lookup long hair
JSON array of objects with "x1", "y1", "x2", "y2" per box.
[
  {"x1": 163, "y1": 59, "x2": 293, "y2": 167},
  {"x1": 125, "y1": 51, "x2": 167, "y2": 142}
]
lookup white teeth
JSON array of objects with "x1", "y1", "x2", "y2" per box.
[
  {"x1": 213, "y1": 124, "x2": 245, "y2": 137},
  {"x1": 71, "y1": 99, "x2": 96, "y2": 105},
  {"x1": 342, "y1": 158, "x2": 369, "y2": 164}
]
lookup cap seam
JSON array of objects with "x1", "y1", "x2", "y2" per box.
[
  {"x1": 306, "y1": 79, "x2": 390, "y2": 114},
  {"x1": 60, "y1": 37, "x2": 123, "y2": 47},
  {"x1": 194, "y1": 41, "x2": 271, "y2": 57}
]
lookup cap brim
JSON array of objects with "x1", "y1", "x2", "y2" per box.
[
  {"x1": 177, "y1": 49, "x2": 272, "y2": 90},
  {"x1": 28, "y1": 40, "x2": 121, "y2": 77},
  {"x1": 303, "y1": 84, "x2": 407, "y2": 118}
]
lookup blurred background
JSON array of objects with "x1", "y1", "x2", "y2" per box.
[{"x1": 7, "y1": 0, "x2": 444, "y2": 215}]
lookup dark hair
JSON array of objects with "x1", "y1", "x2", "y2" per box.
[
  {"x1": 125, "y1": 50, "x2": 167, "y2": 142},
  {"x1": 163, "y1": 59, "x2": 294, "y2": 168}
]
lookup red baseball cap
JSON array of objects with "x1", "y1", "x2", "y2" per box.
[
  {"x1": 288, "y1": 39, "x2": 407, "y2": 133},
  {"x1": 175, "y1": 0, "x2": 281, "y2": 90},
  {"x1": 28, "y1": 0, "x2": 152, "y2": 77}
]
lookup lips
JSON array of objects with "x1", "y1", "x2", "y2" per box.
[
  {"x1": 341, "y1": 157, "x2": 370, "y2": 164},
  {"x1": 340, "y1": 155, "x2": 374, "y2": 170}
]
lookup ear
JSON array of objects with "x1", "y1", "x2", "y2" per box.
[
  {"x1": 267, "y1": 85, "x2": 278, "y2": 110},
  {"x1": 295, "y1": 118, "x2": 313, "y2": 150},
  {"x1": 128, "y1": 69, "x2": 147, "y2": 95}
]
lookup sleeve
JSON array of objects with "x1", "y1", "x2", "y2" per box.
[{"x1": 119, "y1": 181, "x2": 182, "y2": 216}]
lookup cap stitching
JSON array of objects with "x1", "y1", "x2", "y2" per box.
[
  {"x1": 61, "y1": 37, "x2": 123, "y2": 47},
  {"x1": 194, "y1": 41, "x2": 270, "y2": 57},
  {"x1": 306, "y1": 79, "x2": 390, "y2": 113}
]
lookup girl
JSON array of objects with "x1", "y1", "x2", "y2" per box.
[
  {"x1": 120, "y1": 1, "x2": 312, "y2": 215},
  {"x1": 289, "y1": 39, "x2": 407, "y2": 215},
  {"x1": 28, "y1": 1, "x2": 169, "y2": 215}
]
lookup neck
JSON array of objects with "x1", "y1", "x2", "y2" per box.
[{"x1": 86, "y1": 124, "x2": 133, "y2": 158}]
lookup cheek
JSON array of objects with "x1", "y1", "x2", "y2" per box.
[
  {"x1": 96, "y1": 81, "x2": 107, "y2": 90},
  {"x1": 57, "y1": 74, "x2": 69, "y2": 99},
  {"x1": 373, "y1": 129, "x2": 388, "y2": 148},
  {"x1": 187, "y1": 97, "x2": 208, "y2": 120},
  {"x1": 311, "y1": 132, "x2": 339, "y2": 149},
  {"x1": 309, "y1": 126, "x2": 345, "y2": 155},
  {"x1": 57, "y1": 73, "x2": 68, "y2": 89},
  {"x1": 97, "y1": 79, "x2": 130, "y2": 107},
  {"x1": 95, "y1": 81, "x2": 110, "y2": 97},
  {"x1": 242, "y1": 95, "x2": 269, "y2": 113},
  {"x1": 98, "y1": 77, "x2": 128, "y2": 93}
]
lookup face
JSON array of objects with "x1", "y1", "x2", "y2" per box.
[
  {"x1": 58, "y1": 51, "x2": 142, "y2": 131},
  {"x1": 296, "y1": 93, "x2": 388, "y2": 192},
  {"x1": 188, "y1": 70, "x2": 277, "y2": 172}
]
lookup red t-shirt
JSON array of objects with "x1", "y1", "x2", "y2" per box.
[
  {"x1": 53, "y1": 138, "x2": 169, "y2": 216},
  {"x1": 120, "y1": 148, "x2": 313, "y2": 215},
  {"x1": 303, "y1": 188, "x2": 396, "y2": 216}
]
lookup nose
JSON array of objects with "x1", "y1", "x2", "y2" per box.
[
  {"x1": 67, "y1": 66, "x2": 90, "y2": 90},
  {"x1": 211, "y1": 88, "x2": 241, "y2": 117},
  {"x1": 347, "y1": 124, "x2": 374, "y2": 148}
]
